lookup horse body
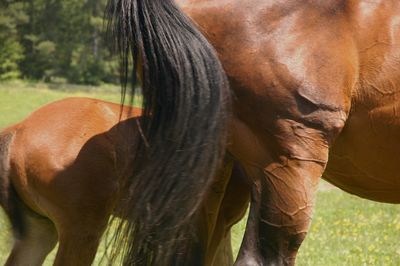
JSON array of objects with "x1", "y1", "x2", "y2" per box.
[
  {"x1": 174, "y1": 0, "x2": 400, "y2": 264},
  {"x1": 324, "y1": 1, "x2": 400, "y2": 202},
  {"x1": 180, "y1": 0, "x2": 400, "y2": 199},
  {"x1": 1, "y1": 97, "x2": 249, "y2": 265}
]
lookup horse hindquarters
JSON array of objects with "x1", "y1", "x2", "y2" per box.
[
  {"x1": 1, "y1": 98, "x2": 140, "y2": 266},
  {"x1": 0, "y1": 131, "x2": 24, "y2": 239},
  {"x1": 0, "y1": 131, "x2": 58, "y2": 266}
]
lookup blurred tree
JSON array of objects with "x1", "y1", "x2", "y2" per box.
[
  {"x1": 66, "y1": 0, "x2": 119, "y2": 85},
  {"x1": 0, "y1": 0, "x2": 118, "y2": 85},
  {"x1": 0, "y1": 1, "x2": 27, "y2": 80}
]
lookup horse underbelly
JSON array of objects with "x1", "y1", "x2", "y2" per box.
[{"x1": 324, "y1": 100, "x2": 400, "y2": 203}]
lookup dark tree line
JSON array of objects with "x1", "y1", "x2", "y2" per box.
[{"x1": 0, "y1": 0, "x2": 119, "y2": 85}]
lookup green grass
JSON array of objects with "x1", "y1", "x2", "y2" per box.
[
  {"x1": 296, "y1": 190, "x2": 400, "y2": 265},
  {"x1": 229, "y1": 189, "x2": 400, "y2": 266},
  {"x1": 0, "y1": 80, "x2": 139, "y2": 128},
  {"x1": 1, "y1": 81, "x2": 400, "y2": 265}
]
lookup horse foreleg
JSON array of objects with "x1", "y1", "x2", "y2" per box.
[{"x1": 5, "y1": 207, "x2": 57, "y2": 266}]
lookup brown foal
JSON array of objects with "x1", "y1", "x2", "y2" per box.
[{"x1": 0, "y1": 97, "x2": 249, "y2": 266}]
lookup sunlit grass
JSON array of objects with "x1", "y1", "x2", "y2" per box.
[
  {"x1": 230, "y1": 188, "x2": 400, "y2": 266},
  {"x1": 0, "y1": 80, "x2": 140, "y2": 128},
  {"x1": 297, "y1": 189, "x2": 400, "y2": 265}
]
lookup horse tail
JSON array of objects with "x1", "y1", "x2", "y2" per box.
[
  {"x1": 106, "y1": 0, "x2": 229, "y2": 265},
  {"x1": 0, "y1": 131, "x2": 26, "y2": 240}
]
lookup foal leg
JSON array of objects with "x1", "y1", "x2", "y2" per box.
[
  {"x1": 53, "y1": 213, "x2": 110, "y2": 266},
  {"x1": 177, "y1": 160, "x2": 240, "y2": 266},
  {"x1": 5, "y1": 208, "x2": 58, "y2": 266},
  {"x1": 209, "y1": 163, "x2": 250, "y2": 266},
  {"x1": 212, "y1": 232, "x2": 234, "y2": 266},
  {"x1": 198, "y1": 159, "x2": 238, "y2": 266}
]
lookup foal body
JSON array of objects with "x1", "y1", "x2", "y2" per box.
[{"x1": 0, "y1": 97, "x2": 249, "y2": 266}]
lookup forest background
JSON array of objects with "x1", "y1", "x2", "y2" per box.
[{"x1": 0, "y1": 0, "x2": 117, "y2": 85}]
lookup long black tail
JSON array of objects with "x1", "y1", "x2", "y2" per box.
[
  {"x1": 105, "y1": 0, "x2": 229, "y2": 265},
  {"x1": 0, "y1": 131, "x2": 26, "y2": 240}
]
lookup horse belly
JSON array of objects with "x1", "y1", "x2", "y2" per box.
[{"x1": 325, "y1": 99, "x2": 400, "y2": 203}]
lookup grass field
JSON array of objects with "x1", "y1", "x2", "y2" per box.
[{"x1": 0, "y1": 81, "x2": 399, "y2": 265}]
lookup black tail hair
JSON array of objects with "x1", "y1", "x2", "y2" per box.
[
  {"x1": 105, "y1": 0, "x2": 230, "y2": 265},
  {"x1": 0, "y1": 131, "x2": 26, "y2": 240}
]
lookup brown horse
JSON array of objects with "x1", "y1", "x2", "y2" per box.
[
  {"x1": 104, "y1": 0, "x2": 400, "y2": 265},
  {"x1": 0, "y1": 97, "x2": 249, "y2": 265}
]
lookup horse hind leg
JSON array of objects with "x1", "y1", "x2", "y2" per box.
[
  {"x1": 231, "y1": 118, "x2": 336, "y2": 265},
  {"x1": 236, "y1": 156, "x2": 327, "y2": 266},
  {"x1": 5, "y1": 206, "x2": 58, "y2": 266}
]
